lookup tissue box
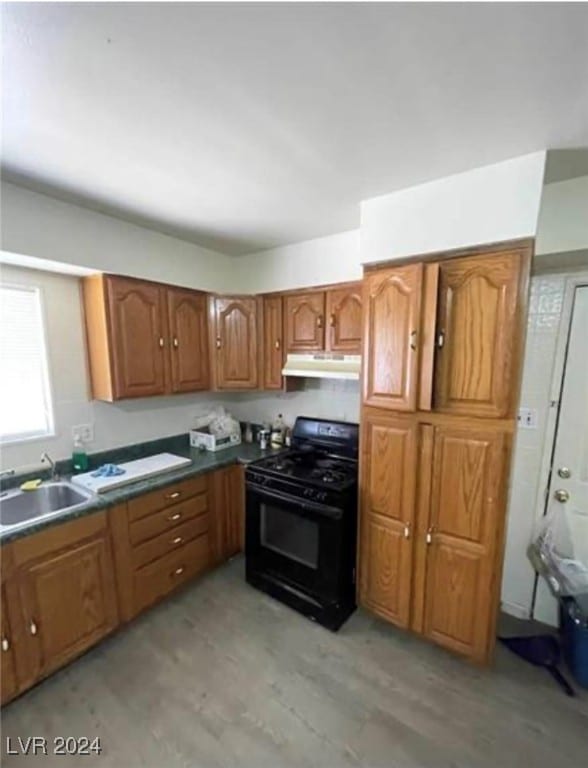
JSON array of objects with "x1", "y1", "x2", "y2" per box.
[{"x1": 189, "y1": 427, "x2": 241, "y2": 452}]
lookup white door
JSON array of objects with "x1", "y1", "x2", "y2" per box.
[{"x1": 534, "y1": 286, "x2": 588, "y2": 625}]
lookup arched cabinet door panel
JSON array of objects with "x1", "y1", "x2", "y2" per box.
[
  {"x1": 106, "y1": 276, "x2": 167, "y2": 399},
  {"x1": 362, "y1": 264, "x2": 423, "y2": 412},
  {"x1": 167, "y1": 289, "x2": 209, "y2": 393},
  {"x1": 213, "y1": 297, "x2": 259, "y2": 390},
  {"x1": 433, "y1": 252, "x2": 522, "y2": 418},
  {"x1": 285, "y1": 292, "x2": 325, "y2": 352},
  {"x1": 326, "y1": 285, "x2": 362, "y2": 353}
]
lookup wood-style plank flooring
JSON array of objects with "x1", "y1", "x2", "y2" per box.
[{"x1": 2, "y1": 558, "x2": 587, "y2": 767}]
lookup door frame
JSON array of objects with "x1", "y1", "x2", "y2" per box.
[{"x1": 531, "y1": 269, "x2": 588, "y2": 621}]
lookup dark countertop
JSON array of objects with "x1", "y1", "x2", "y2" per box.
[{"x1": 0, "y1": 439, "x2": 280, "y2": 545}]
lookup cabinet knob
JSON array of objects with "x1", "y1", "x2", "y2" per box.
[
  {"x1": 1, "y1": 637, "x2": 9, "y2": 652},
  {"x1": 216, "y1": 337, "x2": 221, "y2": 349},
  {"x1": 159, "y1": 337, "x2": 164, "y2": 348},
  {"x1": 166, "y1": 491, "x2": 181, "y2": 500},
  {"x1": 173, "y1": 566, "x2": 185, "y2": 577},
  {"x1": 557, "y1": 467, "x2": 571, "y2": 479},
  {"x1": 554, "y1": 489, "x2": 570, "y2": 503},
  {"x1": 403, "y1": 523, "x2": 411, "y2": 539},
  {"x1": 436, "y1": 330, "x2": 445, "y2": 349},
  {"x1": 410, "y1": 330, "x2": 418, "y2": 351},
  {"x1": 173, "y1": 337, "x2": 179, "y2": 349},
  {"x1": 316, "y1": 315, "x2": 323, "y2": 329},
  {"x1": 172, "y1": 536, "x2": 183, "y2": 545},
  {"x1": 274, "y1": 339, "x2": 281, "y2": 350},
  {"x1": 168, "y1": 512, "x2": 182, "y2": 521},
  {"x1": 30, "y1": 621, "x2": 38, "y2": 636},
  {"x1": 329, "y1": 313, "x2": 336, "y2": 327},
  {"x1": 426, "y1": 527, "x2": 434, "y2": 545}
]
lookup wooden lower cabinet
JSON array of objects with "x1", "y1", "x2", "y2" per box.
[
  {"x1": 1, "y1": 513, "x2": 119, "y2": 704},
  {"x1": 1, "y1": 581, "x2": 19, "y2": 704},
  {"x1": 359, "y1": 412, "x2": 509, "y2": 664},
  {"x1": 359, "y1": 410, "x2": 418, "y2": 628},
  {"x1": 210, "y1": 465, "x2": 245, "y2": 564}
]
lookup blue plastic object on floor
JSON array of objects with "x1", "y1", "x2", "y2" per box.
[
  {"x1": 90, "y1": 463, "x2": 126, "y2": 478},
  {"x1": 560, "y1": 596, "x2": 588, "y2": 689}
]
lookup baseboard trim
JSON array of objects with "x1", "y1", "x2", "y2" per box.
[{"x1": 501, "y1": 601, "x2": 531, "y2": 620}]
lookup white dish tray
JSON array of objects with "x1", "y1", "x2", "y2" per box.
[{"x1": 70, "y1": 453, "x2": 192, "y2": 494}]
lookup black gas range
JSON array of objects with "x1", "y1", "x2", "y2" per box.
[{"x1": 245, "y1": 417, "x2": 359, "y2": 631}]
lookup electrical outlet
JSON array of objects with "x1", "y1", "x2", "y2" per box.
[
  {"x1": 518, "y1": 407, "x2": 538, "y2": 429},
  {"x1": 72, "y1": 423, "x2": 94, "y2": 444}
]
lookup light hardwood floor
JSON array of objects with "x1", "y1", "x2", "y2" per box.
[{"x1": 2, "y1": 557, "x2": 587, "y2": 767}]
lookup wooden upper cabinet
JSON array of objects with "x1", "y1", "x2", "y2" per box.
[
  {"x1": 433, "y1": 251, "x2": 523, "y2": 418},
  {"x1": 359, "y1": 411, "x2": 418, "y2": 628},
  {"x1": 167, "y1": 288, "x2": 209, "y2": 393},
  {"x1": 285, "y1": 292, "x2": 325, "y2": 352},
  {"x1": 326, "y1": 284, "x2": 362, "y2": 353},
  {"x1": 263, "y1": 295, "x2": 284, "y2": 389},
  {"x1": 421, "y1": 426, "x2": 506, "y2": 663},
  {"x1": 84, "y1": 275, "x2": 212, "y2": 400},
  {"x1": 105, "y1": 276, "x2": 168, "y2": 399},
  {"x1": 362, "y1": 264, "x2": 423, "y2": 411},
  {"x1": 213, "y1": 296, "x2": 259, "y2": 389}
]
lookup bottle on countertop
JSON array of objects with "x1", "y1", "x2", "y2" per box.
[
  {"x1": 284, "y1": 426, "x2": 292, "y2": 447},
  {"x1": 271, "y1": 414, "x2": 285, "y2": 447},
  {"x1": 259, "y1": 427, "x2": 270, "y2": 450},
  {"x1": 244, "y1": 422, "x2": 253, "y2": 444},
  {"x1": 72, "y1": 436, "x2": 89, "y2": 473}
]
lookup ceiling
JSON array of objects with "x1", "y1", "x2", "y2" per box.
[{"x1": 2, "y1": 3, "x2": 588, "y2": 256}]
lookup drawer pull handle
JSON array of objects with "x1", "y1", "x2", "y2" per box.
[
  {"x1": 173, "y1": 566, "x2": 185, "y2": 576},
  {"x1": 166, "y1": 491, "x2": 181, "y2": 500},
  {"x1": 30, "y1": 621, "x2": 38, "y2": 636},
  {"x1": 172, "y1": 536, "x2": 183, "y2": 545},
  {"x1": 169, "y1": 513, "x2": 182, "y2": 521},
  {"x1": 1, "y1": 637, "x2": 9, "y2": 652}
]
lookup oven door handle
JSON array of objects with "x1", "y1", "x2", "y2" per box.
[{"x1": 248, "y1": 485, "x2": 343, "y2": 520}]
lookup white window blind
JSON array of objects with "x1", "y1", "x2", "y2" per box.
[{"x1": 0, "y1": 284, "x2": 54, "y2": 443}]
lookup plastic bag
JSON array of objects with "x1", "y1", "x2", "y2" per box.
[{"x1": 528, "y1": 507, "x2": 588, "y2": 598}]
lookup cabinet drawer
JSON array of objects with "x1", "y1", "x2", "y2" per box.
[
  {"x1": 129, "y1": 493, "x2": 207, "y2": 545},
  {"x1": 131, "y1": 514, "x2": 209, "y2": 570},
  {"x1": 11, "y1": 512, "x2": 107, "y2": 566},
  {"x1": 127, "y1": 475, "x2": 208, "y2": 521},
  {"x1": 133, "y1": 534, "x2": 210, "y2": 614}
]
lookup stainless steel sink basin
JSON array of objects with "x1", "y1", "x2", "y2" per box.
[{"x1": 0, "y1": 482, "x2": 94, "y2": 528}]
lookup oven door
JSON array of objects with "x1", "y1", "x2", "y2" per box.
[{"x1": 245, "y1": 484, "x2": 344, "y2": 600}]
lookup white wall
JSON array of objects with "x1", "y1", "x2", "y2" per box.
[
  {"x1": 227, "y1": 380, "x2": 360, "y2": 429},
  {"x1": 536, "y1": 176, "x2": 588, "y2": 256},
  {"x1": 360, "y1": 152, "x2": 546, "y2": 264},
  {"x1": 235, "y1": 230, "x2": 361, "y2": 293},
  {"x1": 0, "y1": 182, "x2": 234, "y2": 292},
  {"x1": 501, "y1": 273, "x2": 567, "y2": 619},
  {"x1": 0, "y1": 265, "x2": 238, "y2": 471}
]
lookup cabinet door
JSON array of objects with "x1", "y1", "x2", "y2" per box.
[
  {"x1": 433, "y1": 252, "x2": 522, "y2": 418},
  {"x1": 326, "y1": 284, "x2": 362, "y2": 353},
  {"x1": 362, "y1": 264, "x2": 423, "y2": 411},
  {"x1": 263, "y1": 295, "x2": 284, "y2": 389},
  {"x1": 167, "y1": 288, "x2": 209, "y2": 393},
  {"x1": 285, "y1": 292, "x2": 325, "y2": 351},
  {"x1": 1, "y1": 582, "x2": 19, "y2": 704},
  {"x1": 18, "y1": 533, "x2": 119, "y2": 680},
  {"x1": 211, "y1": 465, "x2": 245, "y2": 563},
  {"x1": 106, "y1": 276, "x2": 168, "y2": 398},
  {"x1": 214, "y1": 297, "x2": 259, "y2": 389},
  {"x1": 359, "y1": 410, "x2": 418, "y2": 628},
  {"x1": 422, "y1": 426, "x2": 506, "y2": 663}
]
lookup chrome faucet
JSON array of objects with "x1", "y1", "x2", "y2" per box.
[
  {"x1": 0, "y1": 469, "x2": 15, "y2": 479},
  {"x1": 41, "y1": 452, "x2": 59, "y2": 480}
]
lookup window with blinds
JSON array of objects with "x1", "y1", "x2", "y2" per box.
[{"x1": 0, "y1": 284, "x2": 54, "y2": 442}]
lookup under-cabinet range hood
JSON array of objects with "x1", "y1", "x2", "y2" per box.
[{"x1": 281, "y1": 353, "x2": 361, "y2": 381}]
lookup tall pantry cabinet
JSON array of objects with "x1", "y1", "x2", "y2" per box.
[{"x1": 358, "y1": 241, "x2": 532, "y2": 664}]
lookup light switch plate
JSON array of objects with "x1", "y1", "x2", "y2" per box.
[{"x1": 518, "y1": 407, "x2": 538, "y2": 429}]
